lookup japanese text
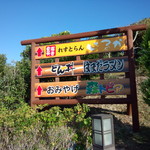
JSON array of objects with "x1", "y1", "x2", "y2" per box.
[
  {"x1": 58, "y1": 45, "x2": 84, "y2": 53},
  {"x1": 51, "y1": 61, "x2": 75, "y2": 76},
  {"x1": 47, "y1": 84, "x2": 79, "y2": 95},
  {"x1": 84, "y1": 59, "x2": 124, "y2": 74}
]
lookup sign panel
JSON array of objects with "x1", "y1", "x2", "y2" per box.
[
  {"x1": 35, "y1": 36, "x2": 127, "y2": 59},
  {"x1": 35, "y1": 57, "x2": 129, "y2": 78},
  {"x1": 35, "y1": 79, "x2": 130, "y2": 97}
]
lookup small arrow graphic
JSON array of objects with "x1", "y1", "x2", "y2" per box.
[
  {"x1": 37, "y1": 48, "x2": 43, "y2": 57},
  {"x1": 36, "y1": 85, "x2": 43, "y2": 96},
  {"x1": 36, "y1": 66, "x2": 42, "y2": 76}
]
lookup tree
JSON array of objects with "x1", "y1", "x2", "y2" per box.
[
  {"x1": 0, "y1": 54, "x2": 7, "y2": 77},
  {"x1": 138, "y1": 28, "x2": 150, "y2": 105},
  {"x1": 132, "y1": 18, "x2": 150, "y2": 59},
  {"x1": 16, "y1": 45, "x2": 31, "y2": 103},
  {"x1": 0, "y1": 62, "x2": 27, "y2": 106},
  {"x1": 0, "y1": 48, "x2": 31, "y2": 103}
]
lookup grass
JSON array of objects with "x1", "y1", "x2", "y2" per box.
[{"x1": 88, "y1": 76, "x2": 150, "y2": 150}]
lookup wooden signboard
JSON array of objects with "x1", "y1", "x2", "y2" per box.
[
  {"x1": 21, "y1": 24, "x2": 147, "y2": 131},
  {"x1": 35, "y1": 57, "x2": 129, "y2": 77},
  {"x1": 35, "y1": 79, "x2": 130, "y2": 97},
  {"x1": 35, "y1": 36, "x2": 127, "y2": 59}
]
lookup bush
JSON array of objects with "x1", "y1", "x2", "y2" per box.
[
  {"x1": 0, "y1": 101, "x2": 92, "y2": 150},
  {"x1": 140, "y1": 78, "x2": 150, "y2": 106}
]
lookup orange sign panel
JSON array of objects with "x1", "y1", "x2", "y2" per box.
[{"x1": 35, "y1": 79, "x2": 130, "y2": 97}]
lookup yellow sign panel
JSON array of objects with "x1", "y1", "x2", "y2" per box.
[{"x1": 35, "y1": 36, "x2": 127, "y2": 59}]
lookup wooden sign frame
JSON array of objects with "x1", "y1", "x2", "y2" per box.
[{"x1": 21, "y1": 24, "x2": 146, "y2": 132}]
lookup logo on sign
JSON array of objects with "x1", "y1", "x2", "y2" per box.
[{"x1": 46, "y1": 46, "x2": 56, "y2": 56}]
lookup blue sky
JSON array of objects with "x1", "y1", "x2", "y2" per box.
[{"x1": 0, "y1": 0, "x2": 149, "y2": 64}]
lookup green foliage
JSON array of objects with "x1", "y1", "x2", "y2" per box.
[
  {"x1": 18, "y1": 45, "x2": 31, "y2": 102},
  {"x1": 138, "y1": 28, "x2": 150, "y2": 106},
  {"x1": 138, "y1": 28, "x2": 150, "y2": 74},
  {"x1": 0, "y1": 63, "x2": 27, "y2": 100},
  {"x1": 20, "y1": 45, "x2": 31, "y2": 60},
  {"x1": 0, "y1": 54, "x2": 6, "y2": 77},
  {"x1": 132, "y1": 18, "x2": 150, "y2": 60},
  {"x1": 140, "y1": 78, "x2": 150, "y2": 106},
  {"x1": 0, "y1": 46, "x2": 31, "y2": 103},
  {"x1": 39, "y1": 31, "x2": 71, "y2": 46},
  {"x1": 133, "y1": 18, "x2": 150, "y2": 27},
  {"x1": 51, "y1": 31, "x2": 71, "y2": 37},
  {"x1": 0, "y1": 102, "x2": 92, "y2": 150}
]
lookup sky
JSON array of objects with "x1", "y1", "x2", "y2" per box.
[{"x1": 0, "y1": 0, "x2": 149, "y2": 64}]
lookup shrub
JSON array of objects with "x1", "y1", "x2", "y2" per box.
[{"x1": 0, "y1": 102, "x2": 92, "y2": 150}]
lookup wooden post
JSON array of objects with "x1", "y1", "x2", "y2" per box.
[
  {"x1": 76, "y1": 55, "x2": 81, "y2": 81},
  {"x1": 75, "y1": 39, "x2": 81, "y2": 81},
  {"x1": 55, "y1": 57, "x2": 60, "y2": 100},
  {"x1": 127, "y1": 29, "x2": 139, "y2": 131},
  {"x1": 99, "y1": 53, "x2": 105, "y2": 100},
  {"x1": 31, "y1": 42, "x2": 39, "y2": 107},
  {"x1": 98, "y1": 36, "x2": 105, "y2": 100},
  {"x1": 125, "y1": 71, "x2": 132, "y2": 116}
]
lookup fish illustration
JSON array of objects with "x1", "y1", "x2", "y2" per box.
[
  {"x1": 86, "y1": 42, "x2": 98, "y2": 51},
  {"x1": 87, "y1": 44, "x2": 95, "y2": 51}
]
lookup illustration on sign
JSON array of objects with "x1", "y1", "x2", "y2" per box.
[
  {"x1": 35, "y1": 36, "x2": 127, "y2": 59},
  {"x1": 83, "y1": 58, "x2": 124, "y2": 73},
  {"x1": 51, "y1": 61, "x2": 75, "y2": 76},
  {"x1": 87, "y1": 38, "x2": 124, "y2": 51},
  {"x1": 46, "y1": 84, "x2": 79, "y2": 95},
  {"x1": 86, "y1": 81, "x2": 124, "y2": 94}
]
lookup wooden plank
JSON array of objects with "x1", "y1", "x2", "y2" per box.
[
  {"x1": 55, "y1": 57, "x2": 60, "y2": 100},
  {"x1": 34, "y1": 36, "x2": 127, "y2": 59},
  {"x1": 35, "y1": 56, "x2": 129, "y2": 78},
  {"x1": 99, "y1": 51, "x2": 105, "y2": 100},
  {"x1": 21, "y1": 24, "x2": 146, "y2": 45},
  {"x1": 34, "y1": 78, "x2": 130, "y2": 97},
  {"x1": 30, "y1": 42, "x2": 39, "y2": 107},
  {"x1": 76, "y1": 55, "x2": 81, "y2": 81},
  {"x1": 127, "y1": 29, "x2": 139, "y2": 132},
  {"x1": 32, "y1": 98, "x2": 131, "y2": 105}
]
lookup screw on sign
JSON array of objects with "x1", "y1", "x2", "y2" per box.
[
  {"x1": 36, "y1": 48, "x2": 43, "y2": 57},
  {"x1": 46, "y1": 46, "x2": 56, "y2": 56},
  {"x1": 36, "y1": 66, "x2": 42, "y2": 76}
]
